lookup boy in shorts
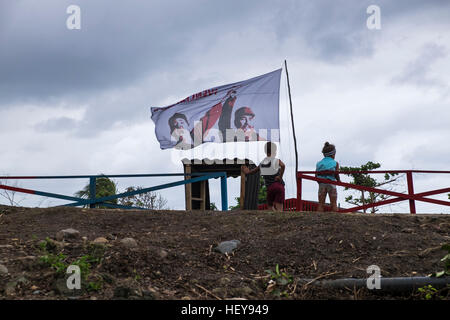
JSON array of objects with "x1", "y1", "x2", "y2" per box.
[{"x1": 316, "y1": 142, "x2": 340, "y2": 212}]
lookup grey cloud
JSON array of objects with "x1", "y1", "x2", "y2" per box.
[
  {"x1": 0, "y1": 0, "x2": 270, "y2": 106},
  {"x1": 270, "y1": 0, "x2": 374, "y2": 62},
  {"x1": 2, "y1": 0, "x2": 448, "y2": 106},
  {"x1": 271, "y1": 0, "x2": 450, "y2": 63},
  {"x1": 392, "y1": 43, "x2": 448, "y2": 88},
  {"x1": 2, "y1": 0, "x2": 450, "y2": 140},
  {"x1": 34, "y1": 116, "x2": 79, "y2": 133}
]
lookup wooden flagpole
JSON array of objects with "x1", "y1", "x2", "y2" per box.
[{"x1": 284, "y1": 60, "x2": 299, "y2": 177}]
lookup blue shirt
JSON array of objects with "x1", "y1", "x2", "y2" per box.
[{"x1": 316, "y1": 157, "x2": 337, "y2": 181}]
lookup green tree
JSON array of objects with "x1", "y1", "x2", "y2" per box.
[
  {"x1": 340, "y1": 161, "x2": 401, "y2": 213},
  {"x1": 258, "y1": 176, "x2": 267, "y2": 205},
  {"x1": 209, "y1": 202, "x2": 218, "y2": 210},
  {"x1": 75, "y1": 176, "x2": 118, "y2": 208}
]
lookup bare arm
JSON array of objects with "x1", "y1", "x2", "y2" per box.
[
  {"x1": 335, "y1": 162, "x2": 341, "y2": 182},
  {"x1": 276, "y1": 160, "x2": 285, "y2": 181},
  {"x1": 242, "y1": 165, "x2": 260, "y2": 175}
]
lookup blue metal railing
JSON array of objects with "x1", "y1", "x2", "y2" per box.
[{"x1": 0, "y1": 172, "x2": 228, "y2": 211}]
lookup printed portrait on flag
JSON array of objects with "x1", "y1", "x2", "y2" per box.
[{"x1": 151, "y1": 69, "x2": 281, "y2": 150}]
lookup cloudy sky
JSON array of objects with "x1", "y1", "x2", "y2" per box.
[{"x1": 0, "y1": 0, "x2": 449, "y2": 213}]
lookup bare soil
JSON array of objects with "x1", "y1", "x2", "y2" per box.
[{"x1": 0, "y1": 205, "x2": 449, "y2": 300}]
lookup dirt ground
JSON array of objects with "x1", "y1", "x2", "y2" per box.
[{"x1": 0, "y1": 205, "x2": 449, "y2": 300}]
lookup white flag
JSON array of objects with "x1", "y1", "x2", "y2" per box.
[{"x1": 150, "y1": 69, "x2": 281, "y2": 150}]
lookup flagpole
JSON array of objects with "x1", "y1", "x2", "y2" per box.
[{"x1": 284, "y1": 60, "x2": 299, "y2": 177}]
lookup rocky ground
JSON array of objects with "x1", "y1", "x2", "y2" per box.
[{"x1": 0, "y1": 205, "x2": 449, "y2": 300}]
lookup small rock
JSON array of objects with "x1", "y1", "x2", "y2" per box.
[
  {"x1": 5, "y1": 281, "x2": 17, "y2": 295},
  {"x1": 106, "y1": 234, "x2": 117, "y2": 241},
  {"x1": 219, "y1": 277, "x2": 231, "y2": 286},
  {"x1": 231, "y1": 286, "x2": 253, "y2": 296},
  {"x1": 56, "y1": 228, "x2": 80, "y2": 241},
  {"x1": 158, "y1": 249, "x2": 168, "y2": 259},
  {"x1": 114, "y1": 278, "x2": 142, "y2": 299},
  {"x1": 53, "y1": 278, "x2": 81, "y2": 296},
  {"x1": 215, "y1": 240, "x2": 241, "y2": 254},
  {"x1": 92, "y1": 237, "x2": 109, "y2": 245},
  {"x1": 212, "y1": 287, "x2": 226, "y2": 297},
  {"x1": 120, "y1": 237, "x2": 138, "y2": 249},
  {"x1": 142, "y1": 291, "x2": 155, "y2": 300},
  {"x1": 39, "y1": 239, "x2": 64, "y2": 251},
  {"x1": 240, "y1": 286, "x2": 253, "y2": 295},
  {"x1": 114, "y1": 286, "x2": 132, "y2": 299},
  {"x1": 0, "y1": 264, "x2": 8, "y2": 275},
  {"x1": 16, "y1": 276, "x2": 29, "y2": 285},
  {"x1": 32, "y1": 290, "x2": 41, "y2": 295}
]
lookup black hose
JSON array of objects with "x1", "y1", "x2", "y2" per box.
[{"x1": 299, "y1": 277, "x2": 450, "y2": 293}]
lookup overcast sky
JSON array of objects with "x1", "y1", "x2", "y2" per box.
[{"x1": 0, "y1": 0, "x2": 449, "y2": 213}]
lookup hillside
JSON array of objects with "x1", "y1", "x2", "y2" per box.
[{"x1": 0, "y1": 205, "x2": 449, "y2": 300}]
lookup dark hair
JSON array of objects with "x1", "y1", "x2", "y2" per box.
[
  {"x1": 265, "y1": 142, "x2": 277, "y2": 156},
  {"x1": 234, "y1": 107, "x2": 255, "y2": 128},
  {"x1": 168, "y1": 113, "x2": 189, "y2": 133},
  {"x1": 322, "y1": 142, "x2": 336, "y2": 156}
]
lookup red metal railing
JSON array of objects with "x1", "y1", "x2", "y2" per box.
[
  {"x1": 257, "y1": 198, "x2": 334, "y2": 211},
  {"x1": 296, "y1": 170, "x2": 450, "y2": 214}
]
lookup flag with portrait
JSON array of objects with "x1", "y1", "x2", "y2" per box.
[{"x1": 150, "y1": 69, "x2": 281, "y2": 150}]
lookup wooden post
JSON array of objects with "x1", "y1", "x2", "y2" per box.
[
  {"x1": 200, "y1": 181, "x2": 206, "y2": 210},
  {"x1": 284, "y1": 60, "x2": 299, "y2": 181},
  {"x1": 184, "y1": 164, "x2": 192, "y2": 210},
  {"x1": 240, "y1": 166, "x2": 246, "y2": 209},
  {"x1": 285, "y1": 60, "x2": 300, "y2": 212}
]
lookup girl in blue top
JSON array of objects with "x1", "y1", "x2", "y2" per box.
[{"x1": 316, "y1": 142, "x2": 340, "y2": 212}]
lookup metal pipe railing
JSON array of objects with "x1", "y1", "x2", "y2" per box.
[
  {"x1": 296, "y1": 170, "x2": 450, "y2": 214},
  {"x1": 0, "y1": 172, "x2": 228, "y2": 211}
]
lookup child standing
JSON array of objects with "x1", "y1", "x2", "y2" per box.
[
  {"x1": 316, "y1": 142, "x2": 340, "y2": 212},
  {"x1": 243, "y1": 142, "x2": 286, "y2": 211}
]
